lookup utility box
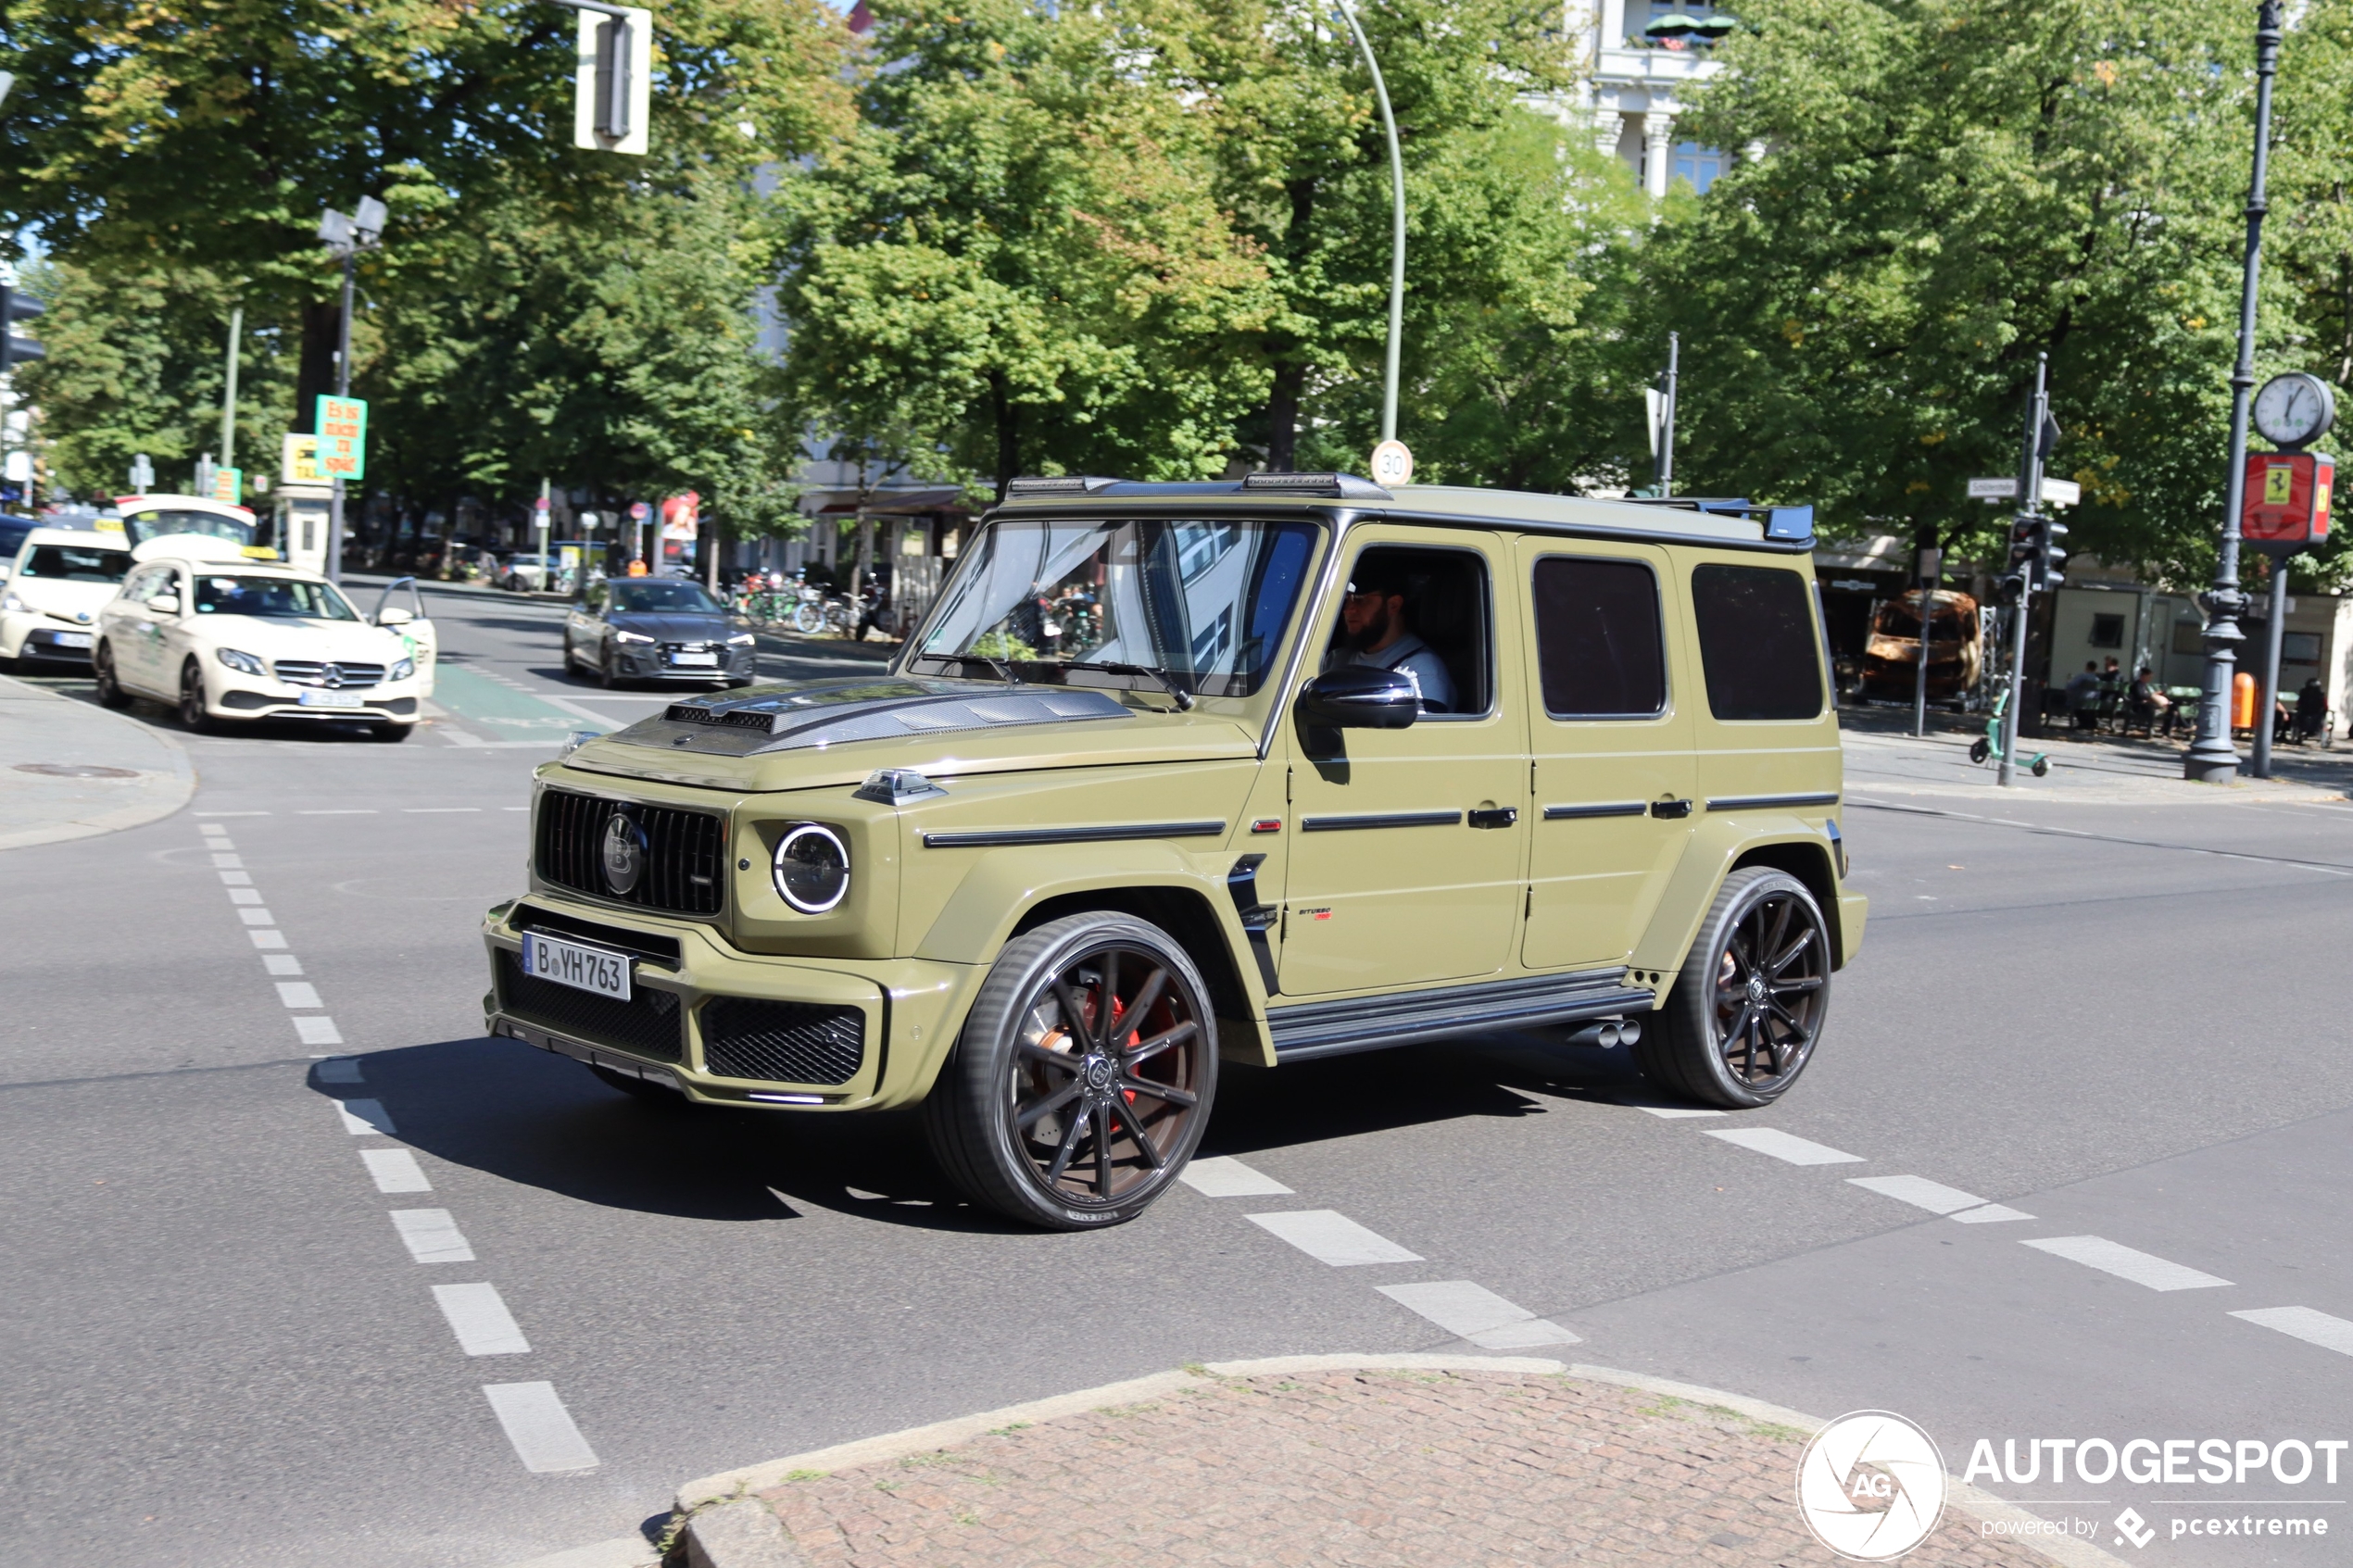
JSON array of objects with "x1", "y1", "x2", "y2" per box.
[
  {"x1": 273, "y1": 481, "x2": 333, "y2": 575},
  {"x1": 2242, "y1": 451, "x2": 2334, "y2": 551}
]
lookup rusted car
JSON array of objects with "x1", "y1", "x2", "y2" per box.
[{"x1": 1860, "y1": 588, "x2": 1981, "y2": 701}]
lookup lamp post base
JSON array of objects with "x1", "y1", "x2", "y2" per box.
[{"x1": 2183, "y1": 745, "x2": 2241, "y2": 783}]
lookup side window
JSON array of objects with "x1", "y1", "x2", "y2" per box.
[
  {"x1": 123, "y1": 565, "x2": 165, "y2": 601},
  {"x1": 1530, "y1": 556, "x2": 1667, "y2": 719},
  {"x1": 1324, "y1": 545, "x2": 1491, "y2": 717},
  {"x1": 1691, "y1": 563, "x2": 1824, "y2": 721}
]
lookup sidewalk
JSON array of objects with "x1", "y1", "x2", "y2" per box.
[
  {"x1": 0, "y1": 675, "x2": 193, "y2": 849},
  {"x1": 1840, "y1": 717, "x2": 2353, "y2": 808},
  {"x1": 521, "y1": 1357, "x2": 2115, "y2": 1568}
]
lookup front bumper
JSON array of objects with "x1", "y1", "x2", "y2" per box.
[
  {"x1": 215, "y1": 679, "x2": 422, "y2": 722},
  {"x1": 481, "y1": 897, "x2": 975, "y2": 1110}
]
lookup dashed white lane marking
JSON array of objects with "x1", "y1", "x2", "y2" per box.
[
  {"x1": 1178, "y1": 1156, "x2": 1293, "y2": 1197},
  {"x1": 1705, "y1": 1127, "x2": 1865, "y2": 1166},
  {"x1": 264, "y1": 953, "x2": 303, "y2": 975},
  {"x1": 210, "y1": 853, "x2": 244, "y2": 868},
  {"x1": 219, "y1": 870, "x2": 253, "y2": 885},
  {"x1": 336, "y1": 1098, "x2": 396, "y2": 1135},
  {"x1": 2231, "y1": 1307, "x2": 2353, "y2": 1358},
  {"x1": 315, "y1": 1058, "x2": 364, "y2": 1085},
  {"x1": 1634, "y1": 1105, "x2": 1726, "y2": 1119},
  {"x1": 248, "y1": 929, "x2": 287, "y2": 949},
  {"x1": 275, "y1": 982, "x2": 323, "y2": 1009},
  {"x1": 1378, "y1": 1281, "x2": 1581, "y2": 1348},
  {"x1": 299, "y1": 809, "x2": 378, "y2": 815},
  {"x1": 363, "y1": 1148, "x2": 433, "y2": 1193},
  {"x1": 228, "y1": 887, "x2": 264, "y2": 906},
  {"x1": 195, "y1": 809, "x2": 268, "y2": 817},
  {"x1": 2021, "y1": 1236, "x2": 2232, "y2": 1291},
  {"x1": 433, "y1": 1283, "x2": 531, "y2": 1355},
  {"x1": 482, "y1": 1382, "x2": 599, "y2": 1473},
  {"x1": 405, "y1": 807, "x2": 481, "y2": 813},
  {"x1": 503, "y1": 806, "x2": 528, "y2": 811},
  {"x1": 391, "y1": 1209, "x2": 477, "y2": 1263},
  {"x1": 237, "y1": 908, "x2": 276, "y2": 926},
  {"x1": 1949, "y1": 1203, "x2": 2034, "y2": 1223},
  {"x1": 1849, "y1": 1174, "x2": 1989, "y2": 1214},
  {"x1": 295, "y1": 1016, "x2": 344, "y2": 1046},
  {"x1": 1247, "y1": 1210, "x2": 1423, "y2": 1266}
]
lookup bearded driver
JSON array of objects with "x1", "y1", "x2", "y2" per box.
[{"x1": 1325, "y1": 558, "x2": 1455, "y2": 713}]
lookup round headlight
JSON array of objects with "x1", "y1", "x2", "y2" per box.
[{"x1": 772, "y1": 823, "x2": 849, "y2": 913}]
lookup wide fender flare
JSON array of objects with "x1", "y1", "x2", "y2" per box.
[
  {"x1": 1630, "y1": 815, "x2": 1845, "y2": 977},
  {"x1": 910, "y1": 839, "x2": 1253, "y2": 971}
]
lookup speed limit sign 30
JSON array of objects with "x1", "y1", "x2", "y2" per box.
[{"x1": 1369, "y1": 440, "x2": 1415, "y2": 487}]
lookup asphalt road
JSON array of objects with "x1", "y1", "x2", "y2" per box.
[{"x1": 6, "y1": 583, "x2": 2350, "y2": 1567}]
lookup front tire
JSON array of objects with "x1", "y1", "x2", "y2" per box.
[
  {"x1": 1636, "y1": 868, "x2": 1831, "y2": 1109},
  {"x1": 925, "y1": 912, "x2": 1216, "y2": 1230},
  {"x1": 178, "y1": 659, "x2": 220, "y2": 734},
  {"x1": 94, "y1": 643, "x2": 132, "y2": 708}
]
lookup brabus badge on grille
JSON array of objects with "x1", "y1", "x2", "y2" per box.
[{"x1": 600, "y1": 810, "x2": 647, "y2": 895}]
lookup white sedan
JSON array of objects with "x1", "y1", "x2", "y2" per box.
[
  {"x1": 94, "y1": 539, "x2": 431, "y2": 740},
  {"x1": 0, "y1": 528, "x2": 132, "y2": 668}
]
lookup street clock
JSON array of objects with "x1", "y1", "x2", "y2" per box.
[{"x1": 2252, "y1": 371, "x2": 2336, "y2": 450}]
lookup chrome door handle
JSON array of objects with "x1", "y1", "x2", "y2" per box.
[{"x1": 1467, "y1": 807, "x2": 1518, "y2": 829}]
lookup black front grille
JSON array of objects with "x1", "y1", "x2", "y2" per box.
[
  {"x1": 496, "y1": 948, "x2": 683, "y2": 1061},
  {"x1": 701, "y1": 998, "x2": 865, "y2": 1085},
  {"x1": 536, "y1": 788, "x2": 725, "y2": 915}
]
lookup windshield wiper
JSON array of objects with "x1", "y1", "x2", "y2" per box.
[
  {"x1": 1060, "y1": 659, "x2": 1194, "y2": 711},
  {"x1": 955, "y1": 652, "x2": 1019, "y2": 687}
]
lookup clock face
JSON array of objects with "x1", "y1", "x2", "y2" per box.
[{"x1": 2253, "y1": 372, "x2": 2336, "y2": 448}]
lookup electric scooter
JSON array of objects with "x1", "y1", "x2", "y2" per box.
[{"x1": 1968, "y1": 687, "x2": 2050, "y2": 777}]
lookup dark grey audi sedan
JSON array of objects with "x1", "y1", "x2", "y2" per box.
[{"x1": 561, "y1": 578, "x2": 758, "y2": 688}]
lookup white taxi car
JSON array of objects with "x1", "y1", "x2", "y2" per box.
[
  {"x1": 94, "y1": 536, "x2": 429, "y2": 740},
  {"x1": 0, "y1": 528, "x2": 133, "y2": 669}
]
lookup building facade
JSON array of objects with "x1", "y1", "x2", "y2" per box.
[{"x1": 1563, "y1": 0, "x2": 1729, "y2": 197}]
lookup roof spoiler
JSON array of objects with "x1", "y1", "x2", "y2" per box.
[{"x1": 1618, "y1": 495, "x2": 1815, "y2": 545}]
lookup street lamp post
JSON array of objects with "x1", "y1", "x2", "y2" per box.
[
  {"x1": 1333, "y1": 0, "x2": 1405, "y2": 445},
  {"x1": 316, "y1": 197, "x2": 385, "y2": 585},
  {"x1": 2184, "y1": 0, "x2": 2284, "y2": 784}
]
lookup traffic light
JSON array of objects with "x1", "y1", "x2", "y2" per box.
[
  {"x1": 2008, "y1": 515, "x2": 2040, "y2": 572},
  {"x1": 0, "y1": 284, "x2": 44, "y2": 368},
  {"x1": 2038, "y1": 516, "x2": 2070, "y2": 585}
]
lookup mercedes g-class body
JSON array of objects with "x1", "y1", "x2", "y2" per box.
[{"x1": 482, "y1": 474, "x2": 1865, "y2": 1229}]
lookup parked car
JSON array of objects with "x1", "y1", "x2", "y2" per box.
[
  {"x1": 501, "y1": 553, "x2": 552, "y2": 592},
  {"x1": 560, "y1": 577, "x2": 756, "y2": 688},
  {"x1": 484, "y1": 474, "x2": 1864, "y2": 1230},
  {"x1": 0, "y1": 529, "x2": 133, "y2": 668},
  {"x1": 94, "y1": 534, "x2": 431, "y2": 741}
]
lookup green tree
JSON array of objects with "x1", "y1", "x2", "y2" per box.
[{"x1": 1644, "y1": 0, "x2": 2266, "y2": 579}]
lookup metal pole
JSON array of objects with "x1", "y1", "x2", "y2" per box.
[
  {"x1": 1998, "y1": 355, "x2": 2049, "y2": 787},
  {"x1": 1334, "y1": 0, "x2": 1404, "y2": 444},
  {"x1": 2185, "y1": 0, "x2": 2283, "y2": 783},
  {"x1": 1656, "y1": 332, "x2": 1680, "y2": 496},
  {"x1": 2253, "y1": 559, "x2": 2288, "y2": 775},
  {"x1": 1912, "y1": 547, "x2": 1936, "y2": 738},
  {"x1": 327, "y1": 252, "x2": 354, "y2": 584},
  {"x1": 219, "y1": 305, "x2": 243, "y2": 475}
]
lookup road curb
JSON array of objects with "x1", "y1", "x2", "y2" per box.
[
  {"x1": 511, "y1": 1353, "x2": 2128, "y2": 1568},
  {"x1": 0, "y1": 675, "x2": 195, "y2": 849}
]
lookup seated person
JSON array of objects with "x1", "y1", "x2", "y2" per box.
[{"x1": 1325, "y1": 559, "x2": 1454, "y2": 713}]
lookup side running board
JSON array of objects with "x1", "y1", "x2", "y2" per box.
[{"x1": 1266, "y1": 968, "x2": 1655, "y2": 1062}]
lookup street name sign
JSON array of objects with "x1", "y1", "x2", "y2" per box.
[
  {"x1": 315, "y1": 396, "x2": 368, "y2": 483},
  {"x1": 1969, "y1": 476, "x2": 2080, "y2": 507}
]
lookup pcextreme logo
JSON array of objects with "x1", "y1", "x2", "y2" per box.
[{"x1": 1796, "y1": 1411, "x2": 1949, "y2": 1561}]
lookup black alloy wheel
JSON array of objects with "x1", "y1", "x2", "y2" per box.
[
  {"x1": 1637, "y1": 867, "x2": 1831, "y2": 1109},
  {"x1": 178, "y1": 659, "x2": 220, "y2": 734},
  {"x1": 925, "y1": 911, "x2": 1216, "y2": 1229},
  {"x1": 94, "y1": 644, "x2": 131, "y2": 709}
]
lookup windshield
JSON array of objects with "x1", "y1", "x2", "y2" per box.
[
  {"x1": 193, "y1": 574, "x2": 359, "y2": 621},
  {"x1": 21, "y1": 545, "x2": 131, "y2": 582},
  {"x1": 123, "y1": 509, "x2": 256, "y2": 549},
  {"x1": 912, "y1": 518, "x2": 1321, "y2": 698},
  {"x1": 609, "y1": 581, "x2": 724, "y2": 614}
]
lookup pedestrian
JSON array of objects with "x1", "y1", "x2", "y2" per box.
[
  {"x1": 2127, "y1": 665, "x2": 2169, "y2": 736},
  {"x1": 2297, "y1": 675, "x2": 2328, "y2": 744},
  {"x1": 2066, "y1": 661, "x2": 2101, "y2": 732}
]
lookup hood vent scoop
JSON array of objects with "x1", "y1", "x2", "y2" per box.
[{"x1": 634, "y1": 677, "x2": 1135, "y2": 755}]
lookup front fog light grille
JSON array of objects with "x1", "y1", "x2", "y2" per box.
[{"x1": 700, "y1": 998, "x2": 864, "y2": 1085}]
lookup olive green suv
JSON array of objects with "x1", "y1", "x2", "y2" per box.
[{"x1": 481, "y1": 474, "x2": 1864, "y2": 1229}]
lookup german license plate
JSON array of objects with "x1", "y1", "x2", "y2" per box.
[
  {"x1": 55, "y1": 632, "x2": 94, "y2": 649},
  {"x1": 297, "y1": 688, "x2": 366, "y2": 708},
  {"x1": 670, "y1": 651, "x2": 718, "y2": 667},
  {"x1": 521, "y1": 933, "x2": 631, "y2": 1000}
]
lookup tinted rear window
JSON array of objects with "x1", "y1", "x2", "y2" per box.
[
  {"x1": 1530, "y1": 556, "x2": 1666, "y2": 718},
  {"x1": 1691, "y1": 563, "x2": 1823, "y2": 721}
]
